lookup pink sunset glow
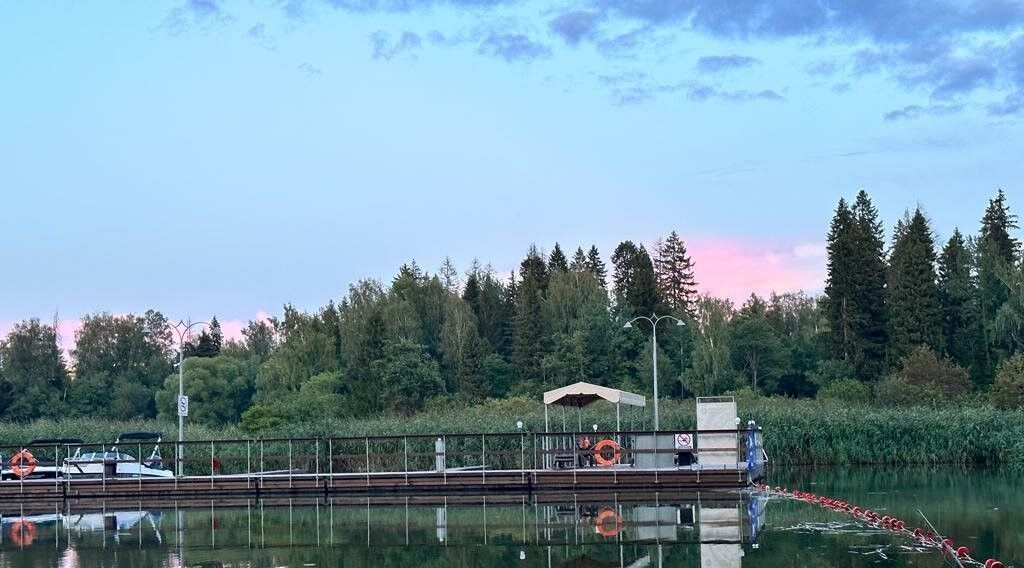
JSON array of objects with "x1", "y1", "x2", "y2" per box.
[{"x1": 683, "y1": 237, "x2": 826, "y2": 304}]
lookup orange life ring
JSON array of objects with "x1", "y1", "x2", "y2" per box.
[
  {"x1": 11, "y1": 450, "x2": 38, "y2": 479},
  {"x1": 592, "y1": 439, "x2": 621, "y2": 467},
  {"x1": 10, "y1": 520, "x2": 36, "y2": 546},
  {"x1": 594, "y1": 507, "x2": 623, "y2": 538}
]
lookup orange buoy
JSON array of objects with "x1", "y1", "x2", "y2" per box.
[
  {"x1": 10, "y1": 450, "x2": 38, "y2": 479},
  {"x1": 10, "y1": 520, "x2": 36, "y2": 546},
  {"x1": 592, "y1": 439, "x2": 622, "y2": 467},
  {"x1": 594, "y1": 507, "x2": 623, "y2": 538}
]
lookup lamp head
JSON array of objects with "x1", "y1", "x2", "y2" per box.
[
  {"x1": 623, "y1": 321, "x2": 632, "y2": 329},
  {"x1": 676, "y1": 319, "x2": 685, "y2": 326},
  {"x1": 516, "y1": 420, "x2": 524, "y2": 430}
]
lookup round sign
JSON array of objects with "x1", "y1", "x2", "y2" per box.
[{"x1": 675, "y1": 433, "x2": 692, "y2": 449}]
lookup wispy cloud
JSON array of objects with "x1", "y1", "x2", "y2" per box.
[
  {"x1": 477, "y1": 33, "x2": 551, "y2": 62},
  {"x1": 696, "y1": 54, "x2": 760, "y2": 73},
  {"x1": 371, "y1": 30, "x2": 423, "y2": 60}
]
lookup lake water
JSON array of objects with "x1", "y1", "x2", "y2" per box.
[{"x1": 0, "y1": 467, "x2": 1019, "y2": 567}]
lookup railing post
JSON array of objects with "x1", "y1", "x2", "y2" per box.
[
  {"x1": 328, "y1": 438, "x2": 334, "y2": 489},
  {"x1": 403, "y1": 437, "x2": 409, "y2": 486},
  {"x1": 520, "y1": 433, "x2": 525, "y2": 483},
  {"x1": 138, "y1": 442, "x2": 143, "y2": 492},
  {"x1": 260, "y1": 440, "x2": 264, "y2": 477},
  {"x1": 210, "y1": 440, "x2": 215, "y2": 488},
  {"x1": 365, "y1": 437, "x2": 370, "y2": 487},
  {"x1": 481, "y1": 434, "x2": 486, "y2": 485},
  {"x1": 288, "y1": 440, "x2": 293, "y2": 488},
  {"x1": 246, "y1": 440, "x2": 251, "y2": 488},
  {"x1": 315, "y1": 438, "x2": 320, "y2": 483}
]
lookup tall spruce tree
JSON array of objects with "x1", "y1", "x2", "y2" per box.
[
  {"x1": 823, "y1": 191, "x2": 888, "y2": 380},
  {"x1": 570, "y1": 247, "x2": 588, "y2": 271},
  {"x1": 655, "y1": 231, "x2": 698, "y2": 316},
  {"x1": 612, "y1": 241, "x2": 662, "y2": 317},
  {"x1": 938, "y1": 229, "x2": 982, "y2": 375},
  {"x1": 549, "y1": 243, "x2": 568, "y2": 273},
  {"x1": 511, "y1": 246, "x2": 548, "y2": 390},
  {"x1": 978, "y1": 188, "x2": 1019, "y2": 369},
  {"x1": 586, "y1": 245, "x2": 607, "y2": 285},
  {"x1": 887, "y1": 209, "x2": 942, "y2": 361}
]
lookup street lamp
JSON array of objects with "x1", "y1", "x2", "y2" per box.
[
  {"x1": 623, "y1": 313, "x2": 685, "y2": 431},
  {"x1": 170, "y1": 319, "x2": 209, "y2": 477}
]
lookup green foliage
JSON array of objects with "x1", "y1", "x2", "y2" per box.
[
  {"x1": 874, "y1": 375, "x2": 943, "y2": 406},
  {"x1": 992, "y1": 354, "x2": 1024, "y2": 409},
  {"x1": 817, "y1": 378, "x2": 871, "y2": 404},
  {"x1": 373, "y1": 340, "x2": 444, "y2": 414},
  {"x1": 823, "y1": 192, "x2": 888, "y2": 380},
  {"x1": 938, "y1": 230, "x2": 984, "y2": 377},
  {"x1": 156, "y1": 355, "x2": 256, "y2": 425},
  {"x1": 69, "y1": 312, "x2": 173, "y2": 419},
  {"x1": 611, "y1": 241, "x2": 661, "y2": 317},
  {"x1": 887, "y1": 208, "x2": 942, "y2": 361},
  {"x1": 683, "y1": 295, "x2": 736, "y2": 396},
  {"x1": 0, "y1": 319, "x2": 68, "y2": 421},
  {"x1": 730, "y1": 295, "x2": 785, "y2": 393},
  {"x1": 655, "y1": 231, "x2": 698, "y2": 316},
  {"x1": 896, "y1": 346, "x2": 970, "y2": 400}
]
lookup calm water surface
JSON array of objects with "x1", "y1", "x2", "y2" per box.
[{"x1": 0, "y1": 467, "x2": 1019, "y2": 567}]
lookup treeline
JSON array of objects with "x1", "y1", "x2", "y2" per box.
[{"x1": 1, "y1": 190, "x2": 1023, "y2": 428}]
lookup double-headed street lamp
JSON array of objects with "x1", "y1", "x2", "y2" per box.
[
  {"x1": 623, "y1": 313, "x2": 685, "y2": 432},
  {"x1": 170, "y1": 319, "x2": 209, "y2": 477}
]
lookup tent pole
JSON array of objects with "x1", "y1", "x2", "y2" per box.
[
  {"x1": 544, "y1": 405, "x2": 549, "y2": 433},
  {"x1": 577, "y1": 406, "x2": 582, "y2": 433},
  {"x1": 616, "y1": 403, "x2": 621, "y2": 432}
]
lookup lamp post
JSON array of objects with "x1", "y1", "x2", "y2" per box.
[
  {"x1": 623, "y1": 313, "x2": 685, "y2": 431},
  {"x1": 170, "y1": 319, "x2": 209, "y2": 477}
]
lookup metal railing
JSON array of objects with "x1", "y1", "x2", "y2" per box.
[{"x1": 0, "y1": 428, "x2": 765, "y2": 482}]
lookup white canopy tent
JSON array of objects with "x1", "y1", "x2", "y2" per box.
[{"x1": 542, "y1": 381, "x2": 646, "y2": 432}]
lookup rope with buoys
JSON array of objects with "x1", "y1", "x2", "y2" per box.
[
  {"x1": 754, "y1": 483, "x2": 1006, "y2": 568},
  {"x1": 10, "y1": 450, "x2": 38, "y2": 479}
]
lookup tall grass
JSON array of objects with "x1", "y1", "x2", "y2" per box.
[{"x1": 1, "y1": 397, "x2": 1021, "y2": 470}]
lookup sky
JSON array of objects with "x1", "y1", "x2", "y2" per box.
[{"x1": 1, "y1": 0, "x2": 1022, "y2": 344}]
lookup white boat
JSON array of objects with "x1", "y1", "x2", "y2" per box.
[{"x1": 62, "y1": 432, "x2": 174, "y2": 479}]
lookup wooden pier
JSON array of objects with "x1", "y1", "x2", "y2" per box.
[{"x1": 0, "y1": 428, "x2": 765, "y2": 504}]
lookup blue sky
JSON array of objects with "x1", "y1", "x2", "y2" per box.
[{"x1": 1, "y1": 0, "x2": 1022, "y2": 338}]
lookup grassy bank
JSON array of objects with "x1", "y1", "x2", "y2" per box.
[{"x1": 1, "y1": 397, "x2": 1021, "y2": 470}]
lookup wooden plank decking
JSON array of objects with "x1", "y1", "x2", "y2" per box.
[{"x1": 0, "y1": 467, "x2": 753, "y2": 504}]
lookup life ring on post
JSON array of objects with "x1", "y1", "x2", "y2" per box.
[
  {"x1": 11, "y1": 450, "x2": 38, "y2": 479},
  {"x1": 592, "y1": 439, "x2": 621, "y2": 467},
  {"x1": 10, "y1": 520, "x2": 36, "y2": 546},
  {"x1": 594, "y1": 507, "x2": 623, "y2": 537}
]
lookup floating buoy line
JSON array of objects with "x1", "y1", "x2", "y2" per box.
[{"x1": 753, "y1": 483, "x2": 1007, "y2": 568}]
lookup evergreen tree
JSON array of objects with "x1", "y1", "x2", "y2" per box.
[
  {"x1": 511, "y1": 246, "x2": 548, "y2": 390},
  {"x1": 439, "y1": 256, "x2": 460, "y2": 292},
  {"x1": 937, "y1": 229, "x2": 982, "y2": 375},
  {"x1": 570, "y1": 247, "x2": 588, "y2": 271},
  {"x1": 655, "y1": 231, "x2": 698, "y2": 316},
  {"x1": 887, "y1": 209, "x2": 942, "y2": 361},
  {"x1": 978, "y1": 188, "x2": 1019, "y2": 369},
  {"x1": 823, "y1": 191, "x2": 888, "y2": 380},
  {"x1": 611, "y1": 241, "x2": 661, "y2": 317},
  {"x1": 548, "y1": 243, "x2": 568, "y2": 273},
  {"x1": 586, "y1": 245, "x2": 607, "y2": 285}
]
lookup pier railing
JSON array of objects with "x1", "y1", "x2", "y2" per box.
[{"x1": 0, "y1": 428, "x2": 764, "y2": 481}]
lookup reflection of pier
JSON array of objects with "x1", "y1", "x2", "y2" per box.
[{"x1": 0, "y1": 492, "x2": 766, "y2": 567}]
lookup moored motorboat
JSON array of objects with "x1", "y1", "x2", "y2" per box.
[{"x1": 62, "y1": 432, "x2": 173, "y2": 479}]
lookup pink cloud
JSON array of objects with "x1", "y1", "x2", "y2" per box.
[
  {"x1": 217, "y1": 311, "x2": 273, "y2": 343},
  {"x1": 683, "y1": 237, "x2": 826, "y2": 304}
]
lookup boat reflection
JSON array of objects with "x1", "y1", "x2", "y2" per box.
[{"x1": 0, "y1": 491, "x2": 766, "y2": 567}]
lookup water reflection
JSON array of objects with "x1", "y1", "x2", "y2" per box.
[{"x1": 0, "y1": 492, "x2": 764, "y2": 567}]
